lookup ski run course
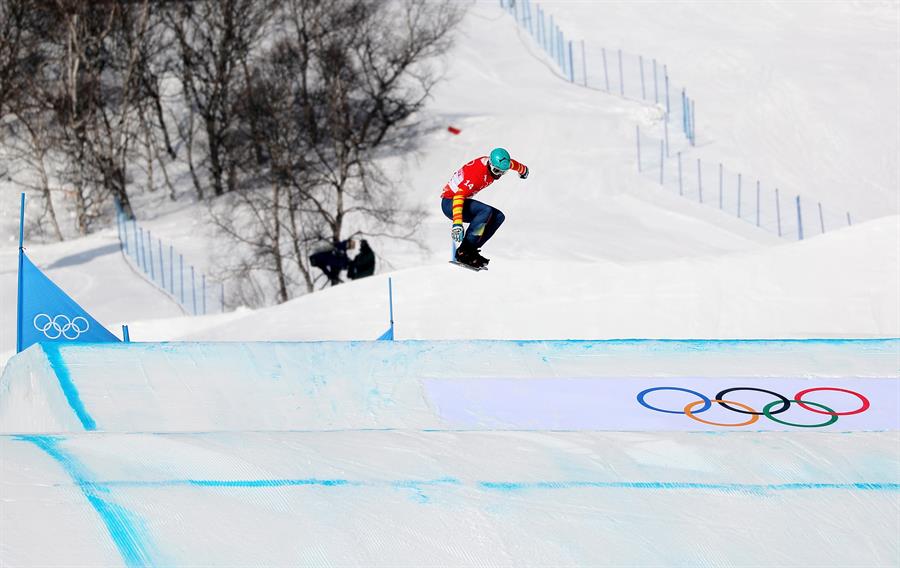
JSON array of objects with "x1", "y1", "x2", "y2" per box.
[{"x1": 1, "y1": 1, "x2": 899, "y2": 566}]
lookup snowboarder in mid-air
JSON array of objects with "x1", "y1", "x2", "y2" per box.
[{"x1": 440, "y1": 147, "x2": 529, "y2": 269}]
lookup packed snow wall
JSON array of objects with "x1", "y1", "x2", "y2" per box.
[
  {"x1": 0, "y1": 340, "x2": 897, "y2": 433},
  {"x1": 0, "y1": 340, "x2": 898, "y2": 567}
]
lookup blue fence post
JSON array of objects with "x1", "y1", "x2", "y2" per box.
[
  {"x1": 526, "y1": 0, "x2": 533, "y2": 34},
  {"x1": 664, "y1": 66, "x2": 670, "y2": 117},
  {"x1": 559, "y1": 30, "x2": 565, "y2": 71},
  {"x1": 147, "y1": 231, "x2": 155, "y2": 280},
  {"x1": 542, "y1": 10, "x2": 548, "y2": 53},
  {"x1": 796, "y1": 195, "x2": 804, "y2": 240},
  {"x1": 202, "y1": 274, "x2": 207, "y2": 315},
  {"x1": 132, "y1": 220, "x2": 139, "y2": 263},
  {"x1": 581, "y1": 40, "x2": 587, "y2": 86},
  {"x1": 544, "y1": 12, "x2": 553, "y2": 57},
  {"x1": 659, "y1": 140, "x2": 664, "y2": 185},
  {"x1": 677, "y1": 151, "x2": 683, "y2": 196},
  {"x1": 652, "y1": 59, "x2": 659, "y2": 104},
  {"x1": 138, "y1": 227, "x2": 146, "y2": 272},
  {"x1": 556, "y1": 28, "x2": 561, "y2": 68},
  {"x1": 169, "y1": 245, "x2": 174, "y2": 293},
  {"x1": 191, "y1": 265, "x2": 197, "y2": 315},
  {"x1": 531, "y1": 2, "x2": 536, "y2": 36},
  {"x1": 16, "y1": 193, "x2": 24, "y2": 354},
  {"x1": 686, "y1": 97, "x2": 692, "y2": 142},
  {"x1": 755, "y1": 181, "x2": 761, "y2": 226},
  {"x1": 135, "y1": 225, "x2": 141, "y2": 268},
  {"x1": 846, "y1": 212, "x2": 852, "y2": 226},
  {"x1": 158, "y1": 240, "x2": 164, "y2": 286},
  {"x1": 697, "y1": 158, "x2": 703, "y2": 203},
  {"x1": 115, "y1": 209, "x2": 123, "y2": 250},
  {"x1": 617, "y1": 49, "x2": 624, "y2": 96},
  {"x1": 664, "y1": 119, "x2": 669, "y2": 157},
  {"x1": 122, "y1": 325, "x2": 130, "y2": 343},
  {"x1": 568, "y1": 41, "x2": 574, "y2": 82},
  {"x1": 737, "y1": 173, "x2": 742, "y2": 218},
  {"x1": 388, "y1": 276, "x2": 395, "y2": 334},
  {"x1": 556, "y1": 27, "x2": 562, "y2": 68},
  {"x1": 636, "y1": 126, "x2": 642, "y2": 172},
  {"x1": 549, "y1": 16, "x2": 554, "y2": 58},
  {"x1": 537, "y1": 7, "x2": 543, "y2": 49},
  {"x1": 121, "y1": 214, "x2": 129, "y2": 255},
  {"x1": 776, "y1": 188, "x2": 782, "y2": 237},
  {"x1": 718, "y1": 164, "x2": 723, "y2": 209},
  {"x1": 639, "y1": 55, "x2": 646, "y2": 100},
  {"x1": 681, "y1": 89, "x2": 687, "y2": 135},
  {"x1": 179, "y1": 253, "x2": 185, "y2": 304},
  {"x1": 602, "y1": 47, "x2": 610, "y2": 91},
  {"x1": 818, "y1": 202, "x2": 825, "y2": 234},
  {"x1": 690, "y1": 99, "x2": 696, "y2": 144}
]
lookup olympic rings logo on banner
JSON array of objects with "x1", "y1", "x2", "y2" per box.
[
  {"x1": 636, "y1": 386, "x2": 871, "y2": 428},
  {"x1": 32, "y1": 314, "x2": 90, "y2": 340}
]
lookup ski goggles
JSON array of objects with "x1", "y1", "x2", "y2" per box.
[{"x1": 488, "y1": 163, "x2": 506, "y2": 177}]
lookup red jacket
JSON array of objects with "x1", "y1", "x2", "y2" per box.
[{"x1": 440, "y1": 156, "x2": 528, "y2": 225}]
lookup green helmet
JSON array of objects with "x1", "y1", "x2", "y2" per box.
[{"x1": 489, "y1": 147, "x2": 511, "y2": 173}]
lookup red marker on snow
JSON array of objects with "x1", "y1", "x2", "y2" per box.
[{"x1": 447, "y1": 126, "x2": 461, "y2": 135}]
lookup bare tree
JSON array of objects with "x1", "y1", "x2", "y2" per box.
[
  {"x1": 0, "y1": 0, "x2": 45, "y2": 120},
  {"x1": 165, "y1": 0, "x2": 274, "y2": 198},
  {"x1": 2, "y1": 0, "x2": 462, "y2": 304},
  {"x1": 7, "y1": 104, "x2": 65, "y2": 241},
  {"x1": 209, "y1": 46, "x2": 315, "y2": 302},
  {"x1": 212, "y1": 0, "x2": 462, "y2": 302},
  {"x1": 283, "y1": 0, "x2": 461, "y2": 243},
  {"x1": 4, "y1": 1, "x2": 173, "y2": 236},
  {"x1": 0, "y1": 0, "x2": 65, "y2": 239}
]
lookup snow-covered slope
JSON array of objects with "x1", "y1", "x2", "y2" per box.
[
  {"x1": 542, "y1": 0, "x2": 899, "y2": 220},
  {"x1": 123, "y1": 214, "x2": 898, "y2": 343},
  {"x1": 5, "y1": 1, "x2": 897, "y2": 355}
]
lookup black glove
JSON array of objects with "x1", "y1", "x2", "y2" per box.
[{"x1": 520, "y1": 165, "x2": 529, "y2": 179}]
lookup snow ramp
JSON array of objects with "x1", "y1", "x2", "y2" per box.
[{"x1": 1, "y1": 340, "x2": 898, "y2": 566}]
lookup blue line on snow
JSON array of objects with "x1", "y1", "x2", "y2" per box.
[
  {"x1": 41, "y1": 343, "x2": 97, "y2": 430},
  {"x1": 16, "y1": 436, "x2": 155, "y2": 567},
  {"x1": 94, "y1": 478, "x2": 899, "y2": 493},
  {"x1": 101, "y1": 477, "x2": 464, "y2": 490},
  {"x1": 478, "y1": 481, "x2": 900, "y2": 493}
]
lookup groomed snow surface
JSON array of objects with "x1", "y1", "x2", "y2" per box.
[
  {"x1": 1, "y1": 1, "x2": 898, "y2": 566},
  {"x1": 1, "y1": 340, "x2": 898, "y2": 566}
]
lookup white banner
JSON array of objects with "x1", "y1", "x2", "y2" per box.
[{"x1": 423, "y1": 377, "x2": 900, "y2": 431}]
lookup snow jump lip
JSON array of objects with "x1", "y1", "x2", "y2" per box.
[{"x1": 1, "y1": 339, "x2": 897, "y2": 433}]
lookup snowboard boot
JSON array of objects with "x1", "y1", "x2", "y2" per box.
[
  {"x1": 474, "y1": 249, "x2": 490, "y2": 266},
  {"x1": 456, "y1": 242, "x2": 485, "y2": 269}
]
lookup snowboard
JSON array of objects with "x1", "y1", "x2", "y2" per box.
[{"x1": 449, "y1": 260, "x2": 488, "y2": 272}]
